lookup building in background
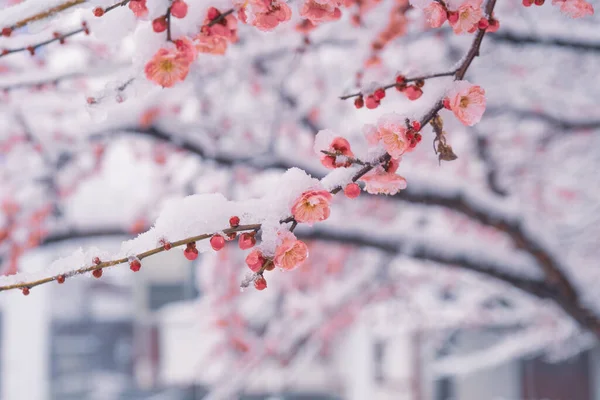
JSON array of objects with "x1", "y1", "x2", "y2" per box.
[{"x1": 1, "y1": 239, "x2": 600, "y2": 400}]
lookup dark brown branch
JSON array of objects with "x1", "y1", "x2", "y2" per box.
[
  {"x1": 486, "y1": 107, "x2": 600, "y2": 131},
  {"x1": 490, "y1": 31, "x2": 600, "y2": 53},
  {"x1": 0, "y1": 27, "x2": 86, "y2": 58},
  {"x1": 207, "y1": 9, "x2": 234, "y2": 27},
  {"x1": 0, "y1": 224, "x2": 261, "y2": 292},
  {"x1": 339, "y1": 71, "x2": 456, "y2": 100},
  {"x1": 3, "y1": 0, "x2": 85, "y2": 31}
]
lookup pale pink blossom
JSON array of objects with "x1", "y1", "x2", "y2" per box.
[
  {"x1": 375, "y1": 116, "x2": 414, "y2": 159},
  {"x1": 446, "y1": 80, "x2": 486, "y2": 126},
  {"x1": 194, "y1": 34, "x2": 228, "y2": 55},
  {"x1": 448, "y1": 0, "x2": 482, "y2": 34},
  {"x1": 300, "y1": 0, "x2": 343, "y2": 23},
  {"x1": 238, "y1": 0, "x2": 292, "y2": 31},
  {"x1": 291, "y1": 190, "x2": 333, "y2": 225},
  {"x1": 553, "y1": 0, "x2": 593, "y2": 18},
  {"x1": 174, "y1": 36, "x2": 197, "y2": 63},
  {"x1": 360, "y1": 168, "x2": 407, "y2": 195},
  {"x1": 425, "y1": 2, "x2": 447, "y2": 27},
  {"x1": 144, "y1": 48, "x2": 191, "y2": 88},
  {"x1": 321, "y1": 137, "x2": 355, "y2": 169},
  {"x1": 129, "y1": 0, "x2": 148, "y2": 17},
  {"x1": 274, "y1": 234, "x2": 309, "y2": 270}
]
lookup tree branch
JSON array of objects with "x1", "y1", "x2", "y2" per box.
[{"x1": 490, "y1": 31, "x2": 600, "y2": 53}]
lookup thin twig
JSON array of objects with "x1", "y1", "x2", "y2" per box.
[{"x1": 339, "y1": 70, "x2": 457, "y2": 100}]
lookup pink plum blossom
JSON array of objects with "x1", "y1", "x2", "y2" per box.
[
  {"x1": 448, "y1": 0, "x2": 483, "y2": 34},
  {"x1": 425, "y1": 2, "x2": 447, "y2": 27},
  {"x1": 274, "y1": 234, "x2": 309, "y2": 270},
  {"x1": 375, "y1": 115, "x2": 416, "y2": 159},
  {"x1": 144, "y1": 48, "x2": 191, "y2": 88},
  {"x1": 238, "y1": 0, "x2": 292, "y2": 31},
  {"x1": 300, "y1": 0, "x2": 343, "y2": 23},
  {"x1": 360, "y1": 167, "x2": 407, "y2": 195},
  {"x1": 292, "y1": 190, "x2": 333, "y2": 224},
  {"x1": 321, "y1": 137, "x2": 355, "y2": 169},
  {"x1": 553, "y1": 0, "x2": 594, "y2": 17},
  {"x1": 446, "y1": 80, "x2": 486, "y2": 126}
]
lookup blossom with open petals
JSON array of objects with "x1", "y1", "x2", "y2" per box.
[
  {"x1": 360, "y1": 168, "x2": 407, "y2": 195},
  {"x1": 446, "y1": 80, "x2": 486, "y2": 126},
  {"x1": 553, "y1": 0, "x2": 593, "y2": 17},
  {"x1": 174, "y1": 36, "x2": 197, "y2": 63},
  {"x1": 274, "y1": 234, "x2": 309, "y2": 270},
  {"x1": 238, "y1": 0, "x2": 292, "y2": 31},
  {"x1": 292, "y1": 190, "x2": 333, "y2": 225},
  {"x1": 144, "y1": 48, "x2": 190, "y2": 88},
  {"x1": 448, "y1": 0, "x2": 482, "y2": 34},
  {"x1": 321, "y1": 137, "x2": 354, "y2": 169},
  {"x1": 300, "y1": 0, "x2": 342, "y2": 23},
  {"x1": 425, "y1": 2, "x2": 447, "y2": 27},
  {"x1": 129, "y1": 0, "x2": 148, "y2": 17},
  {"x1": 376, "y1": 116, "x2": 415, "y2": 159}
]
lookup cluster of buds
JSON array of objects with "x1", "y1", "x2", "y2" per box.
[
  {"x1": 354, "y1": 75, "x2": 427, "y2": 110},
  {"x1": 522, "y1": 0, "x2": 545, "y2": 6},
  {"x1": 396, "y1": 75, "x2": 424, "y2": 101}
]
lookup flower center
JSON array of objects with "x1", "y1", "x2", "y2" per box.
[
  {"x1": 160, "y1": 60, "x2": 174, "y2": 72},
  {"x1": 459, "y1": 95, "x2": 470, "y2": 108}
]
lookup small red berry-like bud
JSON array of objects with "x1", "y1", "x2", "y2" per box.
[
  {"x1": 2, "y1": 27, "x2": 12, "y2": 37},
  {"x1": 92, "y1": 268, "x2": 103, "y2": 278},
  {"x1": 403, "y1": 85, "x2": 423, "y2": 101},
  {"x1": 443, "y1": 97, "x2": 451, "y2": 109},
  {"x1": 534, "y1": 0, "x2": 544, "y2": 5},
  {"x1": 1, "y1": 49, "x2": 9, "y2": 55},
  {"x1": 93, "y1": 7, "x2": 104, "y2": 17},
  {"x1": 487, "y1": 18, "x2": 500, "y2": 32},
  {"x1": 396, "y1": 75, "x2": 406, "y2": 85},
  {"x1": 22, "y1": 287, "x2": 30, "y2": 296},
  {"x1": 56, "y1": 275, "x2": 65, "y2": 284},
  {"x1": 414, "y1": 79, "x2": 425, "y2": 88},
  {"x1": 207, "y1": 7, "x2": 220, "y2": 20},
  {"x1": 412, "y1": 121, "x2": 421, "y2": 131},
  {"x1": 152, "y1": 16, "x2": 167, "y2": 32},
  {"x1": 53, "y1": 32, "x2": 66, "y2": 44},
  {"x1": 254, "y1": 276, "x2": 267, "y2": 291},
  {"x1": 264, "y1": 261, "x2": 275, "y2": 271},
  {"x1": 130, "y1": 259, "x2": 142, "y2": 272},
  {"x1": 415, "y1": 133, "x2": 422, "y2": 142},
  {"x1": 210, "y1": 235, "x2": 226, "y2": 251},
  {"x1": 354, "y1": 96, "x2": 364, "y2": 109},
  {"x1": 27, "y1": 46, "x2": 35, "y2": 55},
  {"x1": 344, "y1": 183, "x2": 361, "y2": 199},
  {"x1": 163, "y1": 241, "x2": 172, "y2": 250},
  {"x1": 374, "y1": 88, "x2": 386, "y2": 100},
  {"x1": 246, "y1": 250, "x2": 266, "y2": 273},
  {"x1": 406, "y1": 132, "x2": 414, "y2": 142},
  {"x1": 238, "y1": 233, "x2": 256, "y2": 250},
  {"x1": 447, "y1": 11, "x2": 458, "y2": 23},
  {"x1": 229, "y1": 216, "x2": 240, "y2": 227},
  {"x1": 477, "y1": 18, "x2": 489, "y2": 30},
  {"x1": 93, "y1": 256, "x2": 101, "y2": 265},
  {"x1": 522, "y1": 0, "x2": 533, "y2": 6},
  {"x1": 184, "y1": 243, "x2": 198, "y2": 260},
  {"x1": 170, "y1": 0, "x2": 188, "y2": 18},
  {"x1": 365, "y1": 95, "x2": 380, "y2": 109}
]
